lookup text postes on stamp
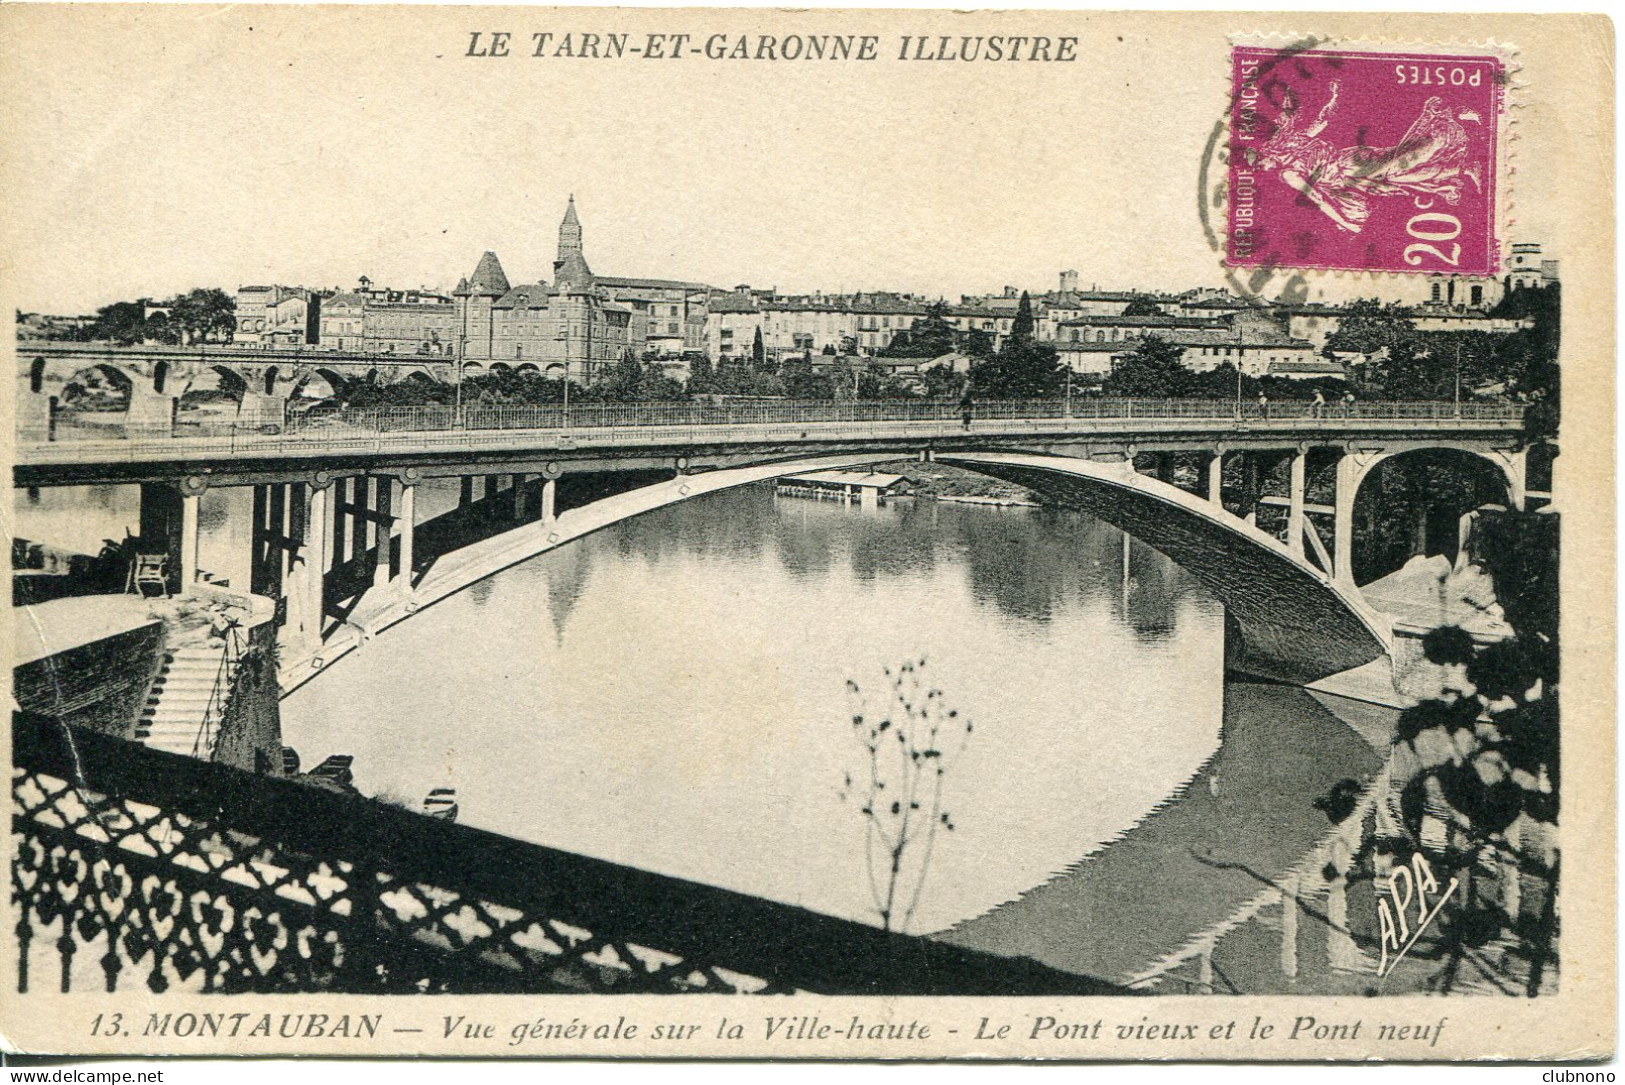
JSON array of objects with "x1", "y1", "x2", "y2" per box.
[{"x1": 1228, "y1": 46, "x2": 1504, "y2": 277}]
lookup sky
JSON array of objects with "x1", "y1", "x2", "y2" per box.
[{"x1": 0, "y1": 7, "x2": 1568, "y2": 314}]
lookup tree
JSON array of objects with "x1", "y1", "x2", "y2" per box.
[
  {"x1": 969, "y1": 293, "x2": 1065, "y2": 399},
  {"x1": 1495, "y1": 282, "x2": 1561, "y2": 444},
  {"x1": 687, "y1": 353, "x2": 716, "y2": 394},
  {"x1": 921, "y1": 362, "x2": 966, "y2": 398},
  {"x1": 839, "y1": 659, "x2": 973, "y2": 933},
  {"x1": 1323, "y1": 299, "x2": 1420, "y2": 358},
  {"x1": 144, "y1": 312, "x2": 182, "y2": 346},
  {"x1": 87, "y1": 301, "x2": 148, "y2": 346},
  {"x1": 829, "y1": 356, "x2": 858, "y2": 400},
  {"x1": 781, "y1": 353, "x2": 833, "y2": 398},
  {"x1": 170, "y1": 288, "x2": 237, "y2": 344},
  {"x1": 751, "y1": 326, "x2": 768, "y2": 372},
  {"x1": 1122, "y1": 295, "x2": 1164, "y2": 317},
  {"x1": 591, "y1": 349, "x2": 646, "y2": 402},
  {"x1": 1010, "y1": 291, "x2": 1036, "y2": 347},
  {"x1": 881, "y1": 302, "x2": 959, "y2": 360},
  {"x1": 1101, "y1": 336, "x2": 1196, "y2": 397},
  {"x1": 1378, "y1": 509, "x2": 1559, "y2": 994}
]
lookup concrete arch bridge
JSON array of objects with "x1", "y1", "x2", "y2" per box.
[{"x1": 11, "y1": 402, "x2": 1530, "y2": 697}]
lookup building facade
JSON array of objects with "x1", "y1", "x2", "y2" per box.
[
  {"x1": 236, "y1": 285, "x2": 314, "y2": 347},
  {"x1": 452, "y1": 198, "x2": 633, "y2": 384}
]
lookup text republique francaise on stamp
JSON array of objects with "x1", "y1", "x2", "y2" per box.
[{"x1": 1228, "y1": 46, "x2": 1505, "y2": 277}]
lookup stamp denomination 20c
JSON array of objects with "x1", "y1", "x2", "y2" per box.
[{"x1": 1228, "y1": 45, "x2": 1505, "y2": 277}]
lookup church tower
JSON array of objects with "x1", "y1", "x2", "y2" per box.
[{"x1": 553, "y1": 195, "x2": 594, "y2": 287}]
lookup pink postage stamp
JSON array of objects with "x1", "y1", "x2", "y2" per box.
[{"x1": 1227, "y1": 45, "x2": 1505, "y2": 276}]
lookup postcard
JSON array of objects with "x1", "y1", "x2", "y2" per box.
[{"x1": 0, "y1": 5, "x2": 1613, "y2": 1061}]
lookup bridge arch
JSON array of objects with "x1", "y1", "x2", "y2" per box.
[
  {"x1": 289, "y1": 366, "x2": 348, "y2": 402},
  {"x1": 1343, "y1": 444, "x2": 1523, "y2": 585},
  {"x1": 179, "y1": 364, "x2": 247, "y2": 404},
  {"x1": 58, "y1": 362, "x2": 136, "y2": 410},
  {"x1": 288, "y1": 450, "x2": 1392, "y2": 695}
]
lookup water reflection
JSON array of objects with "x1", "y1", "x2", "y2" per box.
[{"x1": 283, "y1": 483, "x2": 1229, "y2": 931}]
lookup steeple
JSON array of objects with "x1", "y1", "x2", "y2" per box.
[{"x1": 553, "y1": 195, "x2": 593, "y2": 287}]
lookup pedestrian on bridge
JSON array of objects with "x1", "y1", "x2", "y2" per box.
[
  {"x1": 1342, "y1": 389, "x2": 1357, "y2": 416},
  {"x1": 1311, "y1": 389, "x2": 1326, "y2": 419},
  {"x1": 959, "y1": 391, "x2": 974, "y2": 431},
  {"x1": 1256, "y1": 390, "x2": 1270, "y2": 420}
]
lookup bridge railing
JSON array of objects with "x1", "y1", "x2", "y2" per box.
[
  {"x1": 23, "y1": 397, "x2": 1525, "y2": 445},
  {"x1": 12, "y1": 712, "x2": 1120, "y2": 996}
]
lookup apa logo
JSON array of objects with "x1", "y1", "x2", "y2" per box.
[{"x1": 1377, "y1": 851, "x2": 1460, "y2": 978}]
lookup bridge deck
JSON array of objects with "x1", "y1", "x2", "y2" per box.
[{"x1": 16, "y1": 399, "x2": 1524, "y2": 480}]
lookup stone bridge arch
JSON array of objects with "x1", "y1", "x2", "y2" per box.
[
  {"x1": 56, "y1": 361, "x2": 138, "y2": 406},
  {"x1": 286, "y1": 366, "x2": 350, "y2": 401},
  {"x1": 286, "y1": 450, "x2": 1392, "y2": 695}
]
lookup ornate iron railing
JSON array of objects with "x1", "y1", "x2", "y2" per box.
[{"x1": 12, "y1": 713, "x2": 1122, "y2": 996}]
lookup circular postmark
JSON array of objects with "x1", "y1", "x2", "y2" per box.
[
  {"x1": 1196, "y1": 34, "x2": 1326, "y2": 306},
  {"x1": 1199, "y1": 36, "x2": 1507, "y2": 298}
]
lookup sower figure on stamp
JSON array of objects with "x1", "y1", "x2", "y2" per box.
[{"x1": 1256, "y1": 82, "x2": 1484, "y2": 235}]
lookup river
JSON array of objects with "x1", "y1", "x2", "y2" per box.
[
  {"x1": 17, "y1": 479, "x2": 1378, "y2": 943},
  {"x1": 278, "y1": 480, "x2": 1236, "y2": 935}
]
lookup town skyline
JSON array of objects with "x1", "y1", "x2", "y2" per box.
[{"x1": 17, "y1": 192, "x2": 1523, "y2": 320}]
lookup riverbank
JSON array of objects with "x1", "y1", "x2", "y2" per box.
[{"x1": 877, "y1": 460, "x2": 1041, "y2": 506}]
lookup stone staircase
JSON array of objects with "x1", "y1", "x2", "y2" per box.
[{"x1": 136, "y1": 643, "x2": 229, "y2": 757}]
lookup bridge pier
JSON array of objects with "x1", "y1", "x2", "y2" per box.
[
  {"x1": 1206, "y1": 451, "x2": 1223, "y2": 505},
  {"x1": 1502, "y1": 448, "x2": 1528, "y2": 511},
  {"x1": 1333, "y1": 454, "x2": 1358, "y2": 587},
  {"x1": 283, "y1": 484, "x2": 331, "y2": 652},
  {"x1": 371, "y1": 479, "x2": 395, "y2": 589},
  {"x1": 1287, "y1": 448, "x2": 1307, "y2": 558},
  {"x1": 251, "y1": 482, "x2": 308, "y2": 601},
  {"x1": 238, "y1": 392, "x2": 286, "y2": 430},
  {"x1": 541, "y1": 478, "x2": 557, "y2": 525},
  {"x1": 127, "y1": 391, "x2": 177, "y2": 434},
  {"x1": 399, "y1": 482, "x2": 415, "y2": 588},
  {"x1": 17, "y1": 393, "x2": 56, "y2": 441},
  {"x1": 1243, "y1": 456, "x2": 1260, "y2": 526},
  {"x1": 137, "y1": 482, "x2": 199, "y2": 594}
]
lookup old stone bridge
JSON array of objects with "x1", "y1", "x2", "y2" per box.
[{"x1": 19, "y1": 342, "x2": 525, "y2": 432}]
